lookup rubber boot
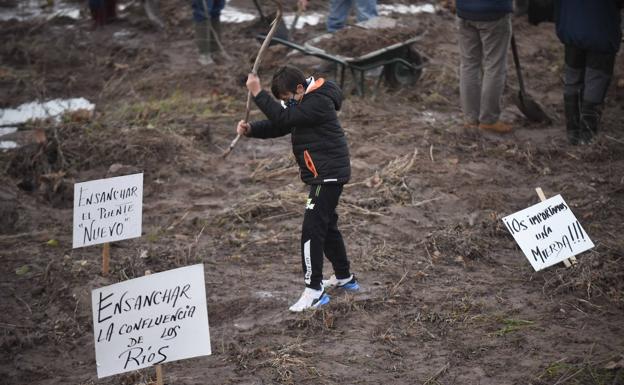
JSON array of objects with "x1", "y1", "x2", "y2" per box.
[
  {"x1": 194, "y1": 21, "x2": 213, "y2": 66},
  {"x1": 579, "y1": 101, "x2": 602, "y2": 145},
  {"x1": 105, "y1": 0, "x2": 117, "y2": 23},
  {"x1": 209, "y1": 16, "x2": 221, "y2": 54},
  {"x1": 563, "y1": 93, "x2": 581, "y2": 145}
]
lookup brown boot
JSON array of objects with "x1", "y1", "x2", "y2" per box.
[{"x1": 479, "y1": 121, "x2": 512, "y2": 134}]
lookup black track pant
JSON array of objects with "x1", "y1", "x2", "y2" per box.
[
  {"x1": 301, "y1": 184, "x2": 350, "y2": 290},
  {"x1": 564, "y1": 44, "x2": 616, "y2": 104}
]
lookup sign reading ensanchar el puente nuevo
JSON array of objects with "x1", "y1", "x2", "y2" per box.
[
  {"x1": 502, "y1": 194, "x2": 594, "y2": 271},
  {"x1": 91, "y1": 264, "x2": 211, "y2": 378},
  {"x1": 73, "y1": 173, "x2": 143, "y2": 248}
]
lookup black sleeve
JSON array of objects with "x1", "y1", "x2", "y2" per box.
[
  {"x1": 253, "y1": 90, "x2": 329, "y2": 129},
  {"x1": 248, "y1": 119, "x2": 291, "y2": 139}
]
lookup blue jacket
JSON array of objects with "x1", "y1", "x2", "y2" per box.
[
  {"x1": 456, "y1": 0, "x2": 513, "y2": 21},
  {"x1": 555, "y1": 0, "x2": 622, "y2": 53}
]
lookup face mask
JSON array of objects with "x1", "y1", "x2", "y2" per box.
[{"x1": 285, "y1": 98, "x2": 298, "y2": 108}]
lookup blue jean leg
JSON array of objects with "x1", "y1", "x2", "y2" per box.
[
  {"x1": 192, "y1": 0, "x2": 225, "y2": 22},
  {"x1": 354, "y1": 0, "x2": 378, "y2": 22},
  {"x1": 327, "y1": 0, "x2": 353, "y2": 32},
  {"x1": 327, "y1": 0, "x2": 377, "y2": 32}
]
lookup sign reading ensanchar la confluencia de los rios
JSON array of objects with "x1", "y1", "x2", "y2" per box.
[
  {"x1": 502, "y1": 194, "x2": 594, "y2": 271},
  {"x1": 73, "y1": 173, "x2": 143, "y2": 248},
  {"x1": 91, "y1": 264, "x2": 211, "y2": 378}
]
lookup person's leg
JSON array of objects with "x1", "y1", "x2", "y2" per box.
[
  {"x1": 563, "y1": 44, "x2": 585, "y2": 145},
  {"x1": 300, "y1": 185, "x2": 336, "y2": 290},
  {"x1": 580, "y1": 50, "x2": 616, "y2": 142},
  {"x1": 322, "y1": 186, "x2": 350, "y2": 279},
  {"x1": 457, "y1": 18, "x2": 483, "y2": 126},
  {"x1": 209, "y1": 0, "x2": 225, "y2": 53},
  {"x1": 192, "y1": 0, "x2": 213, "y2": 65},
  {"x1": 354, "y1": 0, "x2": 378, "y2": 23},
  {"x1": 478, "y1": 14, "x2": 511, "y2": 126},
  {"x1": 327, "y1": 0, "x2": 353, "y2": 32}
]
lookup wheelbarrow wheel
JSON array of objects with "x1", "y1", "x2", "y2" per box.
[{"x1": 384, "y1": 44, "x2": 423, "y2": 88}]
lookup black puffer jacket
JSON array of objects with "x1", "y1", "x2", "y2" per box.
[{"x1": 248, "y1": 78, "x2": 351, "y2": 185}]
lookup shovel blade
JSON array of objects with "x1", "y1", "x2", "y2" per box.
[{"x1": 513, "y1": 91, "x2": 552, "y2": 124}]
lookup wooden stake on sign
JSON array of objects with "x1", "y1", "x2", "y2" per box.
[
  {"x1": 144, "y1": 270, "x2": 164, "y2": 385},
  {"x1": 155, "y1": 363, "x2": 164, "y2": 385},
  {"x1": 102, "y1": 242, "x2": 111, "y2": 276},
  {"x1": 535, "y1": 187, "x2": 578, "y2": 268}
]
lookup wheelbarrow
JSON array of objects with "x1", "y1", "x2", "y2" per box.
[{"x1": 258, "y1": 17, "x2": 425, "y2": 96}]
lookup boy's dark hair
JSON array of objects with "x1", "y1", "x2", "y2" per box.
[{"x1": 271, "y1": 65, "x2": 306, "y2": 98}]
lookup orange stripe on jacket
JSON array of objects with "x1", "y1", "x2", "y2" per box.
[{"x1": 303, "y1": 150, "x2": 318, "y2": 178}]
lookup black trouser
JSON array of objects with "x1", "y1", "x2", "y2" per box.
[
  {"x1": 564, "y1": 44, "x2": 615, "y2": 104},
  {"x1": 301, "y1": 184, "x2": 350, "y2": 290}
]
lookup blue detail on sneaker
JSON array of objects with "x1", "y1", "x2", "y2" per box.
[
  {"x1": 314, "y1": 293, "x2": 331, "y2": 307},
  {"x1": 340, "y1": 280, "x2": 360, "y2": 291}
]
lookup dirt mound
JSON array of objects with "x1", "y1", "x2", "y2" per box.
[{"x1": 315, "y1": 26, "x2": 422, "y2": 57}]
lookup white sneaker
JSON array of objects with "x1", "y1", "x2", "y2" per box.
[
  {"x1": 322, "y1": 274, "x2": 360, "y2": 291},
  {"x1": 288, "y1": 287, "x2": 330, "y2": 312},
  {"x1": 198, "y1": 53, "x2": 214, "y2": 66}
]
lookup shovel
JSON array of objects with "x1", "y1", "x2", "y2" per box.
[
  {"x1": 287, "y1": 2, "x2": 303, "y2": 40},
  {"x1": 510, "y1": 34, "x2": 551, "y2": 124},
  {"x1": 253, "y1": 0, "x2": 289, "y2": 41}
]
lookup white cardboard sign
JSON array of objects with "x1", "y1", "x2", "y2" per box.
[
  {"x1": 91, "y1": 264, "x2": 211, "y2": 378},
  {"x1": 502, "y1": 194, "x2": 594, "y2": 271},
  {"x1": 73, "y1": 173, "x2": 143, "y2": 248}
]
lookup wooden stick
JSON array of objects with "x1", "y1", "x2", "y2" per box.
[
  {"x1": 222, "y1": 0, "x2": 284, "y2": 159},
  {"x1": 535, "y1": 187, "x2": 577, "y2": 268},
  {"x1": 102, "y1": 242, "x2": 110, "y2": 276},
  {"x1": 155, "y1": 362, "x2": 164, "y2": 385},
  {"x1": 143, "y1": 270, "x2": 164, "y2": 385}
]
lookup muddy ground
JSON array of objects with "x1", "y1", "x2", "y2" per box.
[{"x1": 1, "y1": 1, "x2": 624, "y2": 384}]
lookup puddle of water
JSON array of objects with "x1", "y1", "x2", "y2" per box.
[
  {"x1": 221, "y1": 0, "x2": 320, "y2": 26},
  {"x1": 113, "y1": 29, "x2": 133, "y2": 39},
  {"x1": 0, "y1": 141, "x2": 18, "y2": 150},
  {"x1": 0, "y1": 127, "x2": 18, "y2": 136},
  {"x1": 0, "y1": 0, "x2": 81, "y2": 21},
  {"x1": 221, "y1": 0, "x2": 256, "y2": 24},
  {"x1": 378, "y1": 3, "x2": 437, "y2": 16},
  {"x1": 283, "y1": 12, "x2": 323, "y2": 29},
  {"x1": 253, "y1": 291, "x2": 275, "y2": 299},
  {"x1": 0, "y1": 98, "x2": 95, "y2": 126}
]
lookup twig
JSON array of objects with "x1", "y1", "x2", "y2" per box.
[
  {"x1": 423, "y1": 362, "x2": 450, "y2": 385},
  {"x1": 412, "y1": 196, "x2": 442, "y2": 207},
  {"x1": 53, "y1": 127, "x2": 67, "y2": 169},
  {"x1": 605, "y1": 135, "x2": 624, "y2": 145},
  {"x1": 167, "y1": 210, "x2": 190, "y2": 230},
  {"x1": 15, "y1": 295, "x2": 32, "y2": 314},
  {"x1": 389, "y1": 270, "x2": 409, "y2": 297}
]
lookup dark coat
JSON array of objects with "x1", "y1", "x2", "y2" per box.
[
  {"x1": 456, "y1": 0, "x2": 513, "y2": 21},
  {"x1": 249, "y1": 79, "x2": 351, "y2": 185},
  {"x1": 555, "y1": 0, "x2": 622, "y2": 53}
]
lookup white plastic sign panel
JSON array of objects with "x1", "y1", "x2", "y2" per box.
[
  {"x1": 502, "y1": 194, "x2": 594, "y2": 271},
  {"x1": 73, "y1": 173, "x2": 143, "y2": 248},
  {"x1": 91, "y1": 264, "x2": 211, "y2": 378}
]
